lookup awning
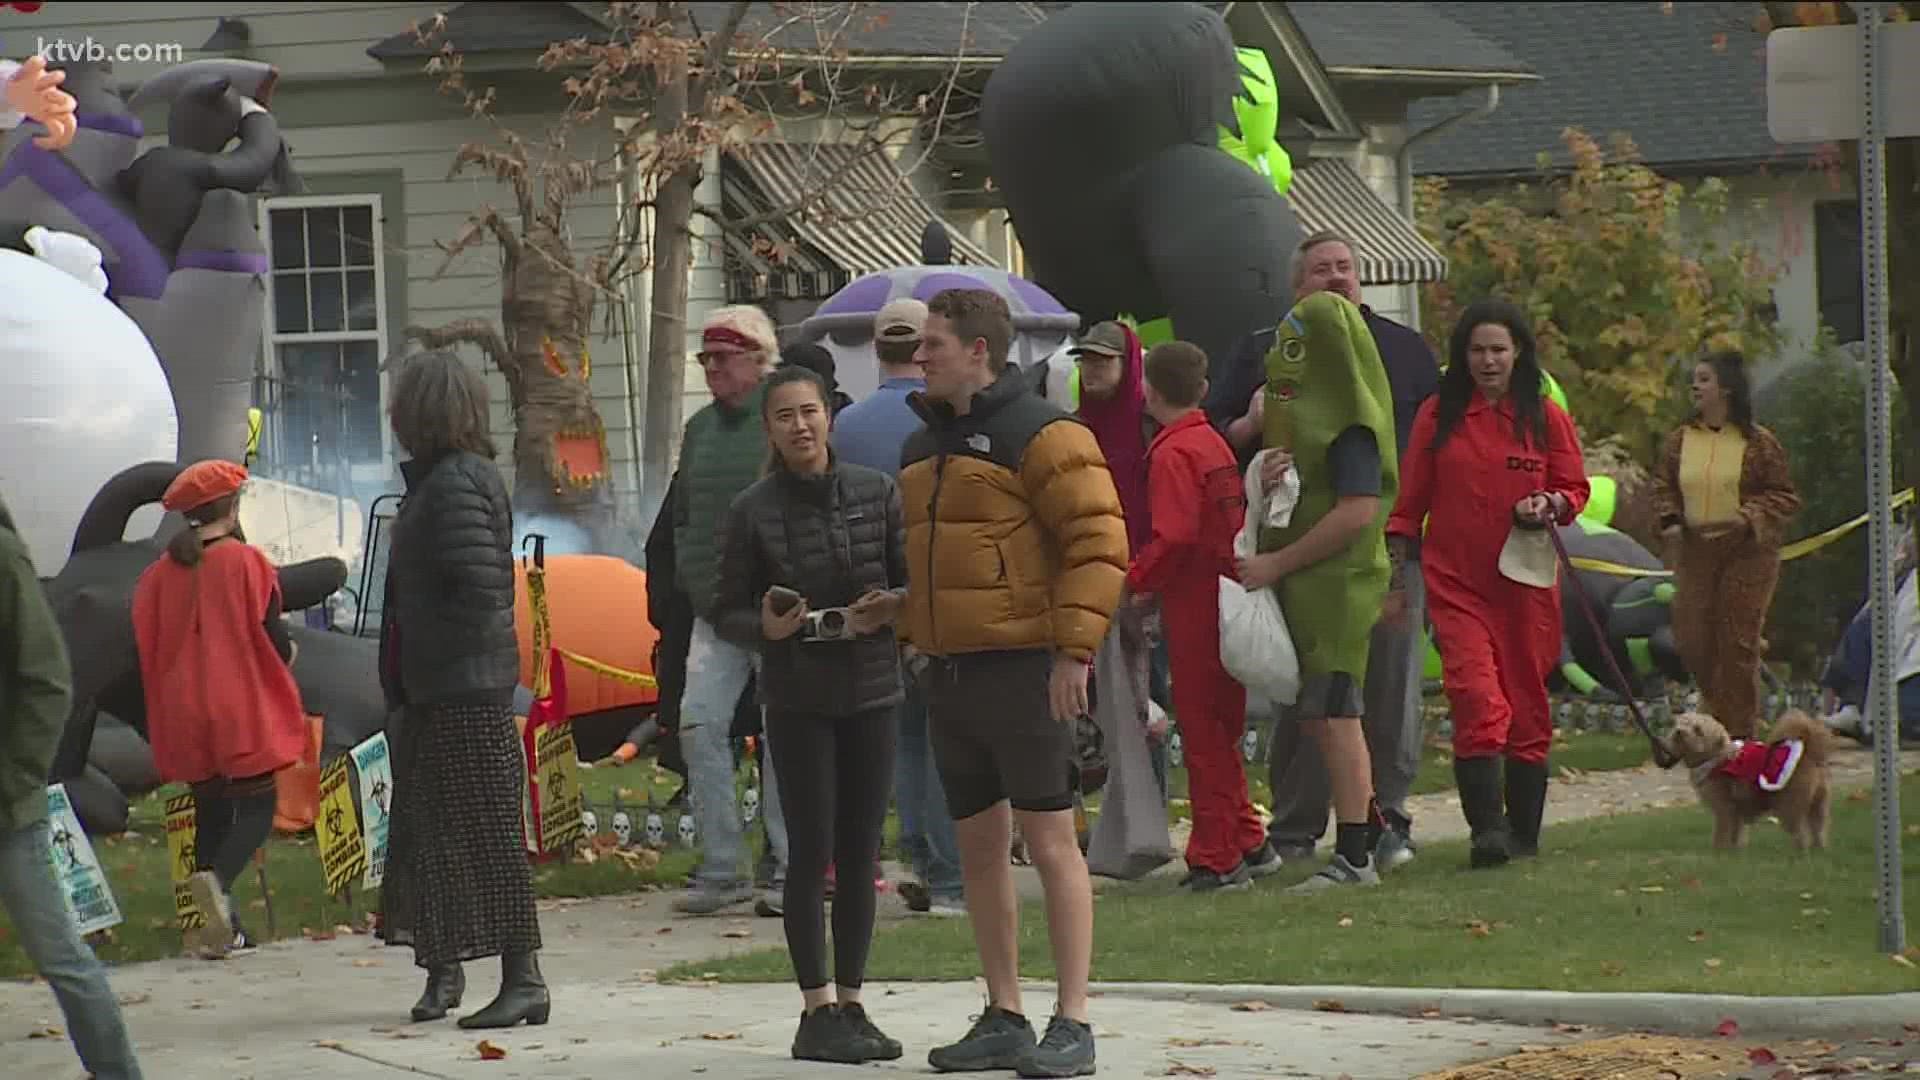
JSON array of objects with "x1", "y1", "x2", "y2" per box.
[
  {"x1": 1285, "y1": 157, "x2": 1448, "y2": 285},
  {"x1": 722, "y1": 142, "x2": 999, "y2": 302}
]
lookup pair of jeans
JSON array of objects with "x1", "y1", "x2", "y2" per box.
[
  {"x1": 681, "y1": 617, "x2": 788, "y2": 890},
  {"x1": 891, "y1": 679, "x2": 962, "y2": 901},
  {"x1": 0, "y1": 819, "x2": 144, "y2": 1079}
]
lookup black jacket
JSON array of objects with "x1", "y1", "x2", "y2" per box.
[
  {"x1": 379, "y1": 450, "x2": 520, "y2": 709},
  {"x1": 710, "y1": 458, "x2": 907, "y2": 716}
]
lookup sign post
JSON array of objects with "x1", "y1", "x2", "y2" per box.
[{"x1": 1769, "y1": 5, "x2": 1909, "y2": 956}]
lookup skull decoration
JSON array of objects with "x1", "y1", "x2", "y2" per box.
[
  {"x1": 643, "y1": 810, "x2": 666, "y2": 848},
  {"x1": 582, "y1": 810, "x2": 599, "y2": 836},
  {"x1": 742, "y1": 786, "x2": 760, "y2": 826},
  {"x1": 1555, "y1": 701, "x2": 1574, "y2": 727},
  {"x1": 1240, "y1": 728, "x2": 1259, "y2": 763},
  {"x1": 676, "y1": 811, "x2": 698, "y2": 848},
  {"x1": 611, "y1": 811, "x2": 632, "y2": 848},
  {"x1": 1167, "y1": 730, "x2": 1184, "y2": 769},
  {"x1": 1611, "y1": 703, "x2": 1629, "y2": 731}
]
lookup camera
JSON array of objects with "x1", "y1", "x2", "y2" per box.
[{"x1": 802, "y1": 607, "x2": 854, "y2": 642}]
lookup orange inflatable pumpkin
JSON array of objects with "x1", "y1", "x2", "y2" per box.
[{"x1": 513, "y1": 554, "x2": 659, "y2": 715}]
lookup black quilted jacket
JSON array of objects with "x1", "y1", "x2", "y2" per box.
[
  {"x1": 379, "y1": 450, "x2": 521, "y2": 709},
  {"x1": 709, "y1": 458, "x2": 907, "y2": 716}
]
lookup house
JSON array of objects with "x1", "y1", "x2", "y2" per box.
[
  {"x1": 1404, "y1": 1, "x2": 1859, "y2": 360},
  {"x1": 6, "y1": 1, "x2": 1527, "y2": 543}
]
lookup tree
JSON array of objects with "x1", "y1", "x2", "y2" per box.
[
  {"x1": 396, "y1": 2, "x2": 985, "y2": 545},
  {"x1": 1415, "y1": 128, "x2": 1783, "y2": 466}
]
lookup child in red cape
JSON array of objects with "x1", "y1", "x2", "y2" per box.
[{"x1": 132, "y1": 460, "x2": 306, "y2": 957}]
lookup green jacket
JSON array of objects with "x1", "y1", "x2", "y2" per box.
[
  {"x1": 1259, "y1": 291, "x2": 1399, "y2": 683},
  {"x1": 0, "y1": 504, "x2": 70, "y2": 835},
  {"x1": 674, "y1": 382, "x2": 770, "y2": 619}
]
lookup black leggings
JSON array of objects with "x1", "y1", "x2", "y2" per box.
[
  {"x1": 766, "y1": 706, "x2": 896, "y2": 992},
  {"x1": 191, "y1": 774, "x2": 278, "y2": 901}
]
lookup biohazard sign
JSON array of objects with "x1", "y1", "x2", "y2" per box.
[
  {"x1": 350, "y1": 732, "x2": 393, "y2": 889},
  {"x1": 163, "y1": 791, "x2": 203, "y2": 931},
  {"x1": 314, "y1": 756, "x2": 366, "y2": 895},
  {"x1": 44, "y1": 784, "x2": 122, "y2": 936}
]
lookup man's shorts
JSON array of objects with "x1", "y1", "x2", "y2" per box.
[
  {"x1": 921, "y1": 648, "x2": 1075, "y2": 820},
  {"x1": 1291, "y1": 671, "x2": 1366, "y2": 723}
]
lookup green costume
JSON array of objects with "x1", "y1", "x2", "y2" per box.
[{"x1": 1258, "y1": 292, "x2": 1399, "y2": 684}]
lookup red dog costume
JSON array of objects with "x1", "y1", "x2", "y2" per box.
[{"x1": 1127, "y1": 410, "x2": 1263, "y2": 875}]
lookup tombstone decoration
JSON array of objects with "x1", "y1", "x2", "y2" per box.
[
  {"x1": 582, "y1": 809, "x2": 599, "y2": 837},
  {"x1": 643, "y1": 808, "x2": 666, "y2": 848},
  {"x1": 676, "y1": 811, "x2": 698, "y2": 848},
  {"x1": 742, "y1": 786, "x2": 760, "y2": 827},
  {"x1": 611, "y1": 810, "x2": 632, "y2": 848},
  {"x1": 1167, "y1": 729, "x2": 1184, "y2": 769}
]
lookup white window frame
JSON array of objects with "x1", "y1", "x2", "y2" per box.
[{"x1": 256, "y1": 193, "x2": 393, "y2": 470}]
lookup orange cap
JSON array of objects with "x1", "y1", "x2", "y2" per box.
[{"x1": 162, "y1": 460, "x2": 249, "y2": 514}]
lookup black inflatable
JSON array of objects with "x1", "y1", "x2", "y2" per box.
[
  {"x1": 44, "y1": 460, "x2": 387, "y2": 833},
  {"x1": 980, "y1": 2, "x2": 1302, "y2": 385}
]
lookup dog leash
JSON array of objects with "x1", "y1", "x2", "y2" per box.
[{"x1": 1542, "y1": 508, "x2": 1680, "y2": 769}]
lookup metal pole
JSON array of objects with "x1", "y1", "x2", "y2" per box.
[{"x1": 1856, "y1": 0, "x2": 1907, "y2": 956}]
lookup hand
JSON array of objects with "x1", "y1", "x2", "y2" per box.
[
  {"x1": 847, "y1": 589, "x2": 901, "y2": 635},
  {"x1": 1514, "y1": 492, "x2": 1557, "y2": 525},
  {"x1": 1048, "y1": 655, "x2": 1090, "y2": 724},
  {"x1": 1236, "y1": 550, "x2": 1286, "y2": 591},
  {"x1": 1379, "y1": 588, "x2": 1409, "y2": 631},
  {"x1": 5, "y1": 57, "x2": 78, "y2": 151},
  {"x1": 1245, "y1": 383, "x2": 1266, "y2": 427},
  {"x1": 1144, "y1": 702, "x2": 1170, "y2": 741},
  {"x1": 286, "y1": 639, "x2": 300, "y2": 668},
  {"x1": 761, "y1": 589, "x2": 809, "y2": 641},
  {"x1": 1259, "y1": 448, "x2": 1293, "y2": 494}
]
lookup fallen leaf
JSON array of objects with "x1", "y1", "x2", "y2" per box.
[
  {"x1": 1466, "y1": 920, "x2": 1493, "y2": 938},
  {"x1": 1313, "y1": 999, "x2": 1347, "y2": 1013},
  {"x1": 477, "y1": 1039, "x2": 507, "y2": 1060},
  {"x1": 1336, "y1": 916, "x2": 1354, "y2": 929},
  {"x1": 1894, "y1": 954, "x2": 1917, "y2": 969},
  {"x1": 1231, "y1": 1001, "x2": 1270, "y2": 1012},
  {"x1": 1167, "y1": 1037, "x2": 1232, "y2": 1048},
  {"x1": 1751, "y1": 1047, "x2": 1779, "y2": 1064},
  {"x1": 1717, "y1": 1018, "x2": 1741, "y2": 1038},
  {"x1": 1420, "y1": 1008, "x2": 1445, "y2": 1019},
  {"x1": 1639, "y1": 885, "x2": 1666, "y2": 894},
  {"x1": 27, "y1": 1027, "x2": 62, "y2": 1039},
  {"x1": 117, "y1": 992, "x2": 151, "y2": 1006},
  {"x1": 699, "y1": 1032, "x2": 742, "y2": 1041},
  {"x1": 721, "y1": 929, "x2": 752, "y2": 939},
  {"x1": 1165, "y1": 1065, "x2": 1217, "y2": 1077},
  {"x1": 1705, "y1": 958, "x2": 1724, "y2": 970},
  {"x1": 352, "y1": 959, "x2": 381, "y2": 968},
  {"x1": 1689, "y1": 930, "x2": 1708, "y2": 942},
  {"x1": 656, "y1": 926, "x2": 673, "y2": 934}
]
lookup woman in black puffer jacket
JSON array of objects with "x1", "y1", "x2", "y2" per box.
[
  {"x1": 377, "y1": 350, "x2": 546, "y2": 1031},
  {"x1": 711, "y1": 365, "x2": 908, "y2": 1066}
]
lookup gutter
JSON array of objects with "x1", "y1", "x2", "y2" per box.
[{"x1": 1394, "y1": 84, "x2": 1502, "y2": 328}]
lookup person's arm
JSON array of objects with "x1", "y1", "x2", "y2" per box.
[
  {"x1": 1126, "y1": 446, "x2": 1201, "y2": 597},
  {"x1": 262, "y1": 586, "x2": 294, "y2": 664},
  {"x1": 1541, "y1": 403, "x2": 1592, "y2": 525},
  {"x1": 1738, "y1": 427, "x2": 1803, "y2": 549},
  {"x1": 0, "y1": 528, "x2": 72, "y2": 796},
  {"x1": 1023, "y1": 421, "x2": 1130, "y2": 662},
  {"x1": 1384, "y1": 397, "x2": 1439, "y2": 558},
  {"x1": 427, "y1": 460, "x2": 517, "y2": 618},
  {"x1": 1258, "y1": 426, "x2": 1383, "y2": 580},
  {"x1": 1649, "y1": 427, "x2": 1686, "y2": 534},
  {"x1": 882, "y1": 474, "x2": 909, "y2": 595},
  {"x1": 708, "y1": 495, "x2": 767, "y2": 648}
]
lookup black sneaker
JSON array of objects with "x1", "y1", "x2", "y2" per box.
[
  {"x1": 1016, "y1": 1014, "x2": 1096, "y2": 1078},
  {"x1": 1244, "y1": 841, "x2": 1284, "y2": 879},
  {"x1": 928, "y1": 1005, "x2": 1037, "y2": 1072},
  {"x1": 838, "y1": 1002, "x2": 903, "y2": 1061},
  {"x1": 898, "y1": 880, "x2": 932, "y2": 913},
  {"x1": 1180, "y1": 862, "x2": 1252, "y2": 892},
  {"x1": 791, "y1": 1005, "x2": 865, "y2": 1064}
]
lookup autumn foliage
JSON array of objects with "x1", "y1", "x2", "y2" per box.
[{"x1": 1416, "y1": 129, "x2": 1782, "y2": 463}]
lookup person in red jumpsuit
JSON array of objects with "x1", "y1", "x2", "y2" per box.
[
  {"x1": 1384, "y1": 299, "x2": 1588, "y2": 869},
  {"x1": 1125, "y1": 342, "x2": 1273, "y2": 890}
]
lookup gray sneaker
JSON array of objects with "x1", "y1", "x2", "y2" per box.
[
  {"x1": 1374, "y1": 826, "x2": 1416, "y2": 870},
  {"x1": 672, "y1": 883, "x2": 753, "y2": 915},
  {"x1": 1016, "y1": 1014, "x2": 1096, "y2": 1078},
  {"x1": 1286, "y1": 853, "x2": 1382, "y2": 894},
  {"x1": 929, "y1": 1005, "x2": 1036, "y2": 1072}
]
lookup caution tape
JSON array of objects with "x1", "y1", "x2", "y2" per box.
[
  {"x1": 555, "y1": 647, "x2": 659, "y2": 689},
  {"x1": 522, "y1": 548, "x2": 660, "y2": 690},
  {"x1": 1570, "y1": 487, "x2": 1916, "y2": 579}
]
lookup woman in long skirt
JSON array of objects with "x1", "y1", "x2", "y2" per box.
[{"x1": 377, "y1": 349, "x2": 547, "y2": 1029}]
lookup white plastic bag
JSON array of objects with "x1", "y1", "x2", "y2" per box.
[{"x1": 1218, "y1": 450, "x2": 1301, "y2": 705}]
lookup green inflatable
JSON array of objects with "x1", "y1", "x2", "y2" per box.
[{"x1": 1261, "y1": 292, "x2": 1398, "y2": 683}]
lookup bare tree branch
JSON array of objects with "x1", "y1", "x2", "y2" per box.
[{"x1": 404, "y1": 319, "x2": 518, "y2": 398}]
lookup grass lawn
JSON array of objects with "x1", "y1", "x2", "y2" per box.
[
  {"x1": 663, "y1": 772, "x2": 1920, "y2": 995},
  {"x1": 0, "y1": 757, "x2": 696, "y2": 979}
]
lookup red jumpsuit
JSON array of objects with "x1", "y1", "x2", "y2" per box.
[
  {"x1": 1387, "y1": 394, "x2": 1589, "y2": 766},
  {"x1": 1126, "y1": 410, "x2": 1265, "y2": 874}
]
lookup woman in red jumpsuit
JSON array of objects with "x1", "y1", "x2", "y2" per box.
[{"x1": 1384, "y1": 299, "x2": 1588, "y2": 869}]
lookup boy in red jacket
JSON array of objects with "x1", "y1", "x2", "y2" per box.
[{"x1": 1125, "y1": 342, "x2": 1278, "y2": 890}]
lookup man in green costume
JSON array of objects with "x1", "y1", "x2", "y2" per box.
[{"x1": 1236, "y1": 291, "x2": 1398, "y2": 890}]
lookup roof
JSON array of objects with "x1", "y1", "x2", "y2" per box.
[
  {"x1": 721, "y1": 141, "x2": 999, "y2": 302},
  {"x1": 1283, "y1": 2, "x2": 1534, "y2": 80},
  {"x1": 1404, "y1": 2, "x2": 1803, "y2": 179},
  {"x1": 1285, "y1": 157, "x2": 1447, "y2": 284},
  {"x1": 369, "y1": 2, "x2": 1045, "y2": 62}
]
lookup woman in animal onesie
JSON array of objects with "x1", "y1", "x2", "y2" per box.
[{"x1": 1237, "y1": 291, "x2": 1398, "y2": 890}]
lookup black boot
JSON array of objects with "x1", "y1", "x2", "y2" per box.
[
  {"x1": 411, "y1": 963, "x2": 467, "y2": 1022},
  {"x1": 457, "y1": 951, "x2": 549, "y2": 1029},
  {"x1": 1505, "y1": 759, "x2": 1550, "y2": 858},
  {"x1": 1453, "y1": 757, "x2": 1511, "y2": 869}
]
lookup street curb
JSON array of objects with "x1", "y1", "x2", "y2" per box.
[{"x1": 1086, "y1": 982, "x2": 1920, "y2": 1037}]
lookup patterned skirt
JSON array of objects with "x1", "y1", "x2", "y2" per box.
[{"x1": 378, "y1": 701, "x2": 542, "y2": 969}]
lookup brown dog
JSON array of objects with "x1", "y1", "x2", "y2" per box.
[{"x1": 1667, "y1": 710, "x2": 1832, "y2": 851}]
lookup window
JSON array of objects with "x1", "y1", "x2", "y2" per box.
[
  {"x1": 257, "y1": 195, "x2": 389, "y2": 476},
  {"x1": 1814, "y1": 200, "x2": 1864, "y2": 345}
]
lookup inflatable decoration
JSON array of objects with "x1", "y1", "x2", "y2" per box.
[
  {"x1": 512, "y1": 553, "x2": 661, "y2": 760},
  {"x1": 981, "y1": 3, "x2": 1303, "y2": 396},
  {"x1": 793, "y1": 222, "x2": 1081, "y2": 402}
]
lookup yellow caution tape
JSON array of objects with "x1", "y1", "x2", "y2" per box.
[
  {"x1": 525, "y1": 556, "x2": 659, "y2": 690},
  {"x1": 555, "y1": 647, "x2": 659, "y2": 689},
  {"x1": 1572, "y1": 487, "x2": 1915, "y2": 578}
]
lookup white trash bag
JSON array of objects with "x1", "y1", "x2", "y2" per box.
[{"x1": 1218, "y1": 449, "x2": 1301, "y2": 706}]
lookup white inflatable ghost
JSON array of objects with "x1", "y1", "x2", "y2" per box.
[{"x1": 0, "y1": 242, "x2": 178, "y2": 576}]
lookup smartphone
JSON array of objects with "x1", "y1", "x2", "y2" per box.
[{"x1": 766, "y1": 586, "x2": 802, "y2": 616}]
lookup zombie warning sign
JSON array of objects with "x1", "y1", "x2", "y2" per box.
[
  {"x1": 314, "y1": 756, "x2": 366, "y2": 895},
  {"x1": 44, "y1": 784, "x2": 123, "y2": 936},
  {"x1": 532, "y1": 722, "x2": 584, "y2": 857},
  {"x1": 163, "y1": 791, "x2": 203, "y2": 930},
  {"x1": 350, "y1": 733, "x2": 393, "y2": 889}
]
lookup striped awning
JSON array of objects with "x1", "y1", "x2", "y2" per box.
[
  {"x1": 722, "y1": 142, "x2": 998, "y2": 302},
  {"x1": 1286, "y1": 157, "x2": 1449, "y2": 285}
]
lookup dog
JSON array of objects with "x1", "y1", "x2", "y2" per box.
[{"x1": 1667, "y1": 710, "x2": 1832, "y2": 851}]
